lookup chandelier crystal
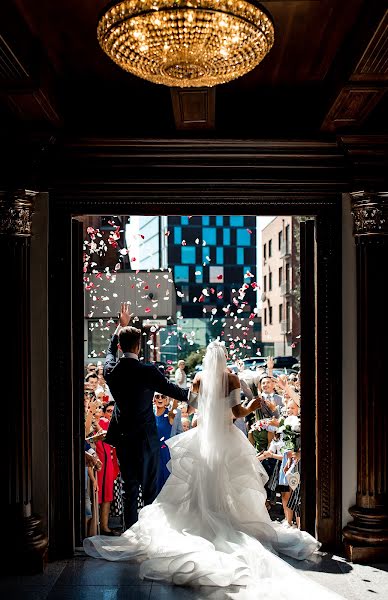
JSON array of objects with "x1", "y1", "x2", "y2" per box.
[{"x1": 97, "y1": 0, "x2": 274, "y2": 87}]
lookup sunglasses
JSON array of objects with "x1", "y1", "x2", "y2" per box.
[{"x1": 154, "y1": 394, "x2": 167, "y2": 400}]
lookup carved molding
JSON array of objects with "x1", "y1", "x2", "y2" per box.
[
  {"x1": 351, "y1": 191, "x2": 388, "y2": 236},
  {"x1": 0, "y1": 189, "x2": 37, "y2": 236},
  {"x1": 321, "y1": 87, "x2": 386, "y2": 132},
  {"x1": 170, "y1": 87, "x2": 215, "y2": 130},
  {"x1": 351, "y1": 10, "x2": 388, "y2": 82}
]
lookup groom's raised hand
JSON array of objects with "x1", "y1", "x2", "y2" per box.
[{"x1": 119, "y1": 302, "x2": 134, "y2": 327}]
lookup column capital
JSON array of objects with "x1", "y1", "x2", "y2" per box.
[
  {"x1": 351, "y1": 191, "x2": 388, "y2": 238},
  {"x1": 0, "y1": 189, "x2": 38, "y2": 237}
]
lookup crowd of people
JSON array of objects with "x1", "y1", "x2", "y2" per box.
[{"x1": 83, "y1": 353, "x2": 302, "y2": 537}]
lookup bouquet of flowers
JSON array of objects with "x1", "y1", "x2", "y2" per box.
[
  {"x1": 277, "y1": 415, "x2": 301, "y2": 450},
  {"x1": 249, "y1": 418, "x2": 270, "y2": 434}
]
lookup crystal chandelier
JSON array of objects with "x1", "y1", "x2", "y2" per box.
[{"x1": 97, "y1": 0, "x2": 274, "y2": 87}]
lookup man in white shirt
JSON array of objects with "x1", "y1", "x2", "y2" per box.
[
  {"x1": 175, "y1": 360, "x2": 187, "y2": 388},
  {"x1": 259, "y1": 375, "x2": 283, "y2": 418}
]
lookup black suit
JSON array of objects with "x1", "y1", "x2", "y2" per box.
[{"x1": 103, "y1": 334, "x2": 189, "y2": 529}]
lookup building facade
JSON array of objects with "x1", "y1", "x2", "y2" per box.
[
  {"x1": 261, "y1": 216, "x2": 301, "y2": 357},
  {"x1": 126, "y1": 215, "x2": 168, "y2": 270},
  {"x1": 167, "y1": 215, "x2": 260, "y2": 358}
]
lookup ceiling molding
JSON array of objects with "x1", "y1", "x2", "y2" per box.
[
  {"x1": 351, "y1": 10, "x2": 388, "y2": 82},
  {"x1": 321, "y1": 4, "x2": 387, "y2": 132},
  {"x1": 0, "y1": 0, "x2": 61, "y2": 125},
  {"x1": 339, "y1": 134, "x2": 388, "y2": 188},
  {"x1": 321, "y1": 86, "x2": 386, "y2": 131}
]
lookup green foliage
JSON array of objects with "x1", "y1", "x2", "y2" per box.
[{"x1": 184, "y1": 348, "x2": 206, "y2": 374}]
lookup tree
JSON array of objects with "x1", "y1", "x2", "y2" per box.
[{"x1": 184, "y1": 348, "x2": 206, "y2": 374}]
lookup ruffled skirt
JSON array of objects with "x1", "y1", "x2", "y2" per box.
[{"x1": 84, "y1": 425, "x2": 343, "y2": 599}]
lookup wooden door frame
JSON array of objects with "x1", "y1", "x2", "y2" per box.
[{"x1": 47, "y1": 138, "x2": 343, "y2": 558}]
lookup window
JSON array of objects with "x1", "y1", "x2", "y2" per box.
[
  {"x1": 237, "y1": 247, "x2": 244, "y2": 264},
  {"x1": 88, "y1": 319, "x2": 116, "y2": 358},
  {"x1": 181, "y1": 216, "x2": 189, "y2": 225},
  {"x1": 230, "y1": 216, "x2": 244, "y2": 227},
  {"x1": 263, "y1": 275, "x2": 267, "y2": 292},
  {"x1": 216, "y1": 216, "x2": 223, "y2": 226},
  {"x1": 285, "y1": 224, "x2": 290, "y2": 254},
  {"x1": 278, "y1": 230, "x2": 283, "y2": 250},
  {"x1": 174, "y1": 227, "x2": 182, "y2": 244},
  {"x1": 286, "y1": 262, "x2": 290, "y2": 283},
  {"x1": 278, "y1": 266, "x2": 283, "y2": 286},
  {"x1": 269, "y1": 306, "x2": 273, "y2": 325},
  {"x1": 195, "y1": 266, "x2": 203, "y2": 283},
  {"x1": 202, "y1": 246, "x2": 211, "y2": 263},
  {"x1": 209, "y1": 266, "x2": 224, "y2": 283},
  {"x1": 269, "y1": 272, "x2": 272, "y2": 291},
  {"x1": 237, "y1": 228, "x2": 251, "y2": 246},
  {"x1": 244, "y1": 267, "x2": 252, "y2": 283},
  {"x1": 216, "y1": 247, "x2": 224, "y2": 264},
  {"x1": 286, "y1": 301, "x2": 291, "y2": 322},
  {"x1": 223, "y1": 228, "x2": 230, "y2": 245},
  {"x1": 203, "y1": 227, "x2": 217, "y2": 245},
  {"x1": 264, "y1": 308, "x2": 267, "y2": 326},
  {"x1": 181, "y1": 246, "x2": 196, "y2": 264},
  {"x1": 202, "y1": 216, "x2": 210, "y2": 226},
  {"x1": 174, "y1": 265, "x2": 189, "y2": 282},
  {"x1": 279, "y1": 303, "x2": 283, "y2": 323},
  {"x1": 268, "y1": 239, "x2": 272, "y2": 257},
  {"x1": 263, "y1": 243, "x2": 266, "y2": 262},
  {"x1": 181, "y1": 285, "x2": 190, "y2": 302}
]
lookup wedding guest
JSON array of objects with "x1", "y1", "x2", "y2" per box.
[
  {"x1": 95, "y1": 401, "x2": 120, "y2": 536},
  {"x1": 169, "y1": 398, "x2": 183, "y2": 437},
  {"x1": 287, "y1": 450, "x2": 301, "y2": 529},
  {"x1": 96, "y1": 363, "x2": 112, "y2": 399},
  {"x1": 259, "y1": 375, "x2": 283, "y2": 418},
  {"x1": 85, "y1": 447, "x2": 100, "y2": 537},
  {"x1": 85, "y1": 371, "x2": 99, "y2": 391},
  {"x1": 181, "y1": 417, "x2": 191, "y2": 432},
  {"x1": 175, "y1": 359, "x2": 187, "y2": 388},
  {"x1": 258, "y1": 431, "x2": 285, "y2": 510},
  {"x1": 153, "y1": 393, "x2": 182, "y2": 493},
  {"x1": 273, "y1": 398, "x2": 300, "y2": 526},
  {"x1": 234, "y1": 361, "x2": 252, "y2": 435}
]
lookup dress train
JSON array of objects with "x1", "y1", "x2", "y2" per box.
[{"x1": 84, "y1": 424, "x2": 344, "y2": 598}]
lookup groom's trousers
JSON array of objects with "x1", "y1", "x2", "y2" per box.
[{"x1": 116, "y1": 430, "x2": 160, "y2": 529}]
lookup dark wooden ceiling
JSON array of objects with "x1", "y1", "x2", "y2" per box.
[{"x1": 0, "y1": 0, "x2": 386, "y2": 138}]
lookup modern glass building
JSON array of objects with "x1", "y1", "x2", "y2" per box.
[
  {"x1": 126, "y1": 215, "x2": 168, "y2": 270},
  {"x1": 166, "y1": 215, "x2": 259, "y2": 355}
]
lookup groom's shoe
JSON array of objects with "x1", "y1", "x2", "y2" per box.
[{"x1": 100, "y1": 529, "x2": 121, "y2": 536}]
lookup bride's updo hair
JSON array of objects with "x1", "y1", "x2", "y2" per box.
[{"x1": 202, "y1": 340, "x2": 228, "y2": 372}]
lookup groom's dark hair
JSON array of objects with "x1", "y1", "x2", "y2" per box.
[{"x1": 119, "y1": 326, "x2": 141, "y2": 353}]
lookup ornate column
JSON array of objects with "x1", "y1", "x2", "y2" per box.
[
  {"x1": 1, "y1": 190, "x2": 48, "y2": 573},
  {"x1": 343, "y1": 191, "x2": 388, "y2": 562}
]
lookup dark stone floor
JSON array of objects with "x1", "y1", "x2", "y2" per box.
[{"x1": 1, "y1": 551, "x2": 387, "y2": 600}]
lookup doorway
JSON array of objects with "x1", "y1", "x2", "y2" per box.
[{"x1": 48, "y1": 193, "x2": 341, "y2": 559}]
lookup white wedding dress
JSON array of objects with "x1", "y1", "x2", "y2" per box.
[{"x1": 84, "y1": 342, "x2": 343, "y2": 599}]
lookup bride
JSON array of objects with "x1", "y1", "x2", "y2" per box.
[{"x1": 84, "y1": 341, "x2": 343, "y2": 599}]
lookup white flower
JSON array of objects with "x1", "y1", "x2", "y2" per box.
[{"x1": 284, "y1": 415, "x2": 300, "y2": 432}]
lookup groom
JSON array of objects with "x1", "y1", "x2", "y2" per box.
[{"x1": 103, "y1": 303, "x2": 191, "y2": 530}]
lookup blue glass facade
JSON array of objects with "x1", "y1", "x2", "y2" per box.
[{"x1": 167, "y1": 215, "x2": 257, "y2": 322}]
